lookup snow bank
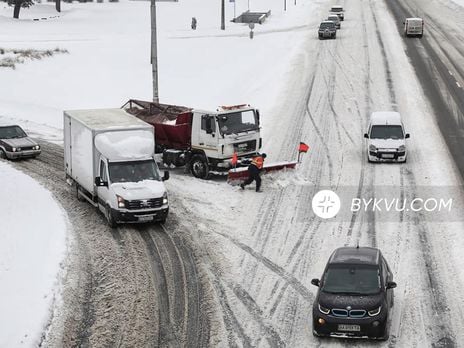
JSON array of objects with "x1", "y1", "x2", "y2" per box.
[{"x1": 0, "y1": 162, "x2": 67, "y2": 347}]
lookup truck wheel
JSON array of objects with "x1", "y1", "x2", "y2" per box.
[
  {"x1": 106, "y1": 205, "x2": 117, "y2": 228},
  {"x1": 190, "y1": 155, "x2": 210, "y2": 179}
]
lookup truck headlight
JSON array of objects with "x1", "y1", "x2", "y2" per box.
[
  {"x1": 117, "y1": 195, "x2": 126, "y2": 208},
  {"x1": 369, "y1": 144, "x2": 377, "y2": 152},
  {"x1": 162, "y1": 192, "x2": 168, "y2": 205},
  {"x1": 398, "y1": 145, "x2": 405, "y2": 152},
  {"x1": 318, "y1": 304, "x2": 330, "y2": 315},
  {"x1": 368, "y1": 306, "x2": 381, "y2": 317}
]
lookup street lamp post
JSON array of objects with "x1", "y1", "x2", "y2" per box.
[
  {"x1": 221, "y1": 0, "x2": 225, "y2": 30},
  {"x1": 150, "y1": 0, "x2": 159, "y2": 103}
]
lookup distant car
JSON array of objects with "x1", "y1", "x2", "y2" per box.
[
  {"x1": 318, "y1": 21, "x2": 337, "y2": 39},
  {"x1": 403, "y1": 17, "x2": 423, "y2": 37},
  {"x1": 328, "y1": 14, "x2": 341, "y2": 29},
  {"x1": 0, "y1": 125, "x2": 41, "y2": 159},
  {"x1": 330, "y1": 5, "x2": 344, "y2": 21},
  {"x1": 311, "y1": 247, "x2": 396, "y2": 340},
  {"x1": 364, "y1": 111, "x2": 409, "y2": 163}
]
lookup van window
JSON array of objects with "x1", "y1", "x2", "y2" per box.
[
  {"x1": 370, "y1": 125, "x2": 404, "y2": 140},
  {"x1": 100, "y1": 160, "x2": 108, "y2": 182}
]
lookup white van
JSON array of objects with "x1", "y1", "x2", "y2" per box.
[
  {"x1": 364, "y1": 112, "x2": 410, "y2": 163},
  {"x1": 404, "y1": 18, "x2": 424, "y2": 37}
]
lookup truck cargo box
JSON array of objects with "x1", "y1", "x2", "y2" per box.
[
  {"x1": 123, "y1": 99, "x2": 193, "y2": 151},
  {"x1": 64, "y1": 108, "x2": 154, "y2": 195}
]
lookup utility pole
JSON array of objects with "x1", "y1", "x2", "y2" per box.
[
  {"x1": 284, "y1": 0, "x2": 286, "y2": 11},
  {"x1": 150, "y1": 0, "x2": 159, "y2": 103},
  {"x1": 221, "y1": 0, "x2": 225, "y2": 30}
]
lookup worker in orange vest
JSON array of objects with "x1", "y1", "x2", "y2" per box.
[{"x1": 240, "y1": 153, "x2": 267, "y2": 192}]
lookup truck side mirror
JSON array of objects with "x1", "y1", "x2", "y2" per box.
[
  {"x1": 95, "y1": 177, "x2": 108, "y2": 187},
  {"x1": 405, "y1": 133, "x2": 410, "y2": 139},
  {"x1": 162, "y1": 171, "x2": 170, "y2": 181},
  {"x1": 311, "y1": 278, "x2": 320, "y2": 287},
  {"x1": 364, "y1": 133, "x2": 369, "y2": 139},
  {"x1": 386, "y1": 281, "x2": 397, "y2": 289}
]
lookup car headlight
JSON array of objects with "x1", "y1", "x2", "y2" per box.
[
  {"x1": 12, "y1": 147, "x2": 17, "y2": 152},
  {"x1": 368, "y1": 306, "x2": 381, "y2": 317},
  {"x1": 369, "y1": 144, "x2": 377, "y2": 152},
  {"x1": 116, "y1": 195, "x2": 126, "y2": 208},
  {"x1": 318, "y1": 304, "x2": 330, "y2": 315},
  {"x1": 34, "y1": 145, "x2": 40, "y2": 150},
  {"x1": 398, "y1": 145, "x2": 405, "y2": 152},
  {"x1": 162, "y1": 192, "x2": 168, "y2": 205}
]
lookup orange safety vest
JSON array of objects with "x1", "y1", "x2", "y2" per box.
[{"x1": 252, "y1": 156, "x2": 264, "y2": 169}]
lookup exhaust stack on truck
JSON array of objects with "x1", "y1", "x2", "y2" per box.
[{"x1": 64, "y1": 108, "x2": 169, "y2": 227}]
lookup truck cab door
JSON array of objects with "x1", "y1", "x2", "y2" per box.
[
  {"x1": 197, "y1": 114, "x2": 218, "y2": 153},
  {"x1": 96, "y1": 158, "x2": 111, "y2": 213}
]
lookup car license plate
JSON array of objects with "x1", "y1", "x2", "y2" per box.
[
  {"x1": 382, "y1": 154, "x2": 394, "y2": 159},
  {"x1": 338, "y1": 324, "x2": 360, "y2": 332},
  {"x1": 138, "y1": 215, "x2": 153, "y2": 222}
]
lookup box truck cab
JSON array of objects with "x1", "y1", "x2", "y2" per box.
[
  {"x1": 364, "y1": 112, "x2": 410, "y2": 163},
  {"x1": 64, "y1": 108, "x2": 169, "y2": 227},
  {"x1": 404, "y1": 18, "x2": 424, "y2": 37}
]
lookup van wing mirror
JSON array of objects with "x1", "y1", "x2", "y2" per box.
[
  {"x1": 95, "y1": 176, "x2": 108, "y2": 187},
  {"x1": 386, "y1": 281, "x2": 397, "y2": 289},
  {"x1": 405, "y1": 133, "x2": 410, "y2": 139},
  {"x1": 162, "y1": 171, "x2": 170, "y2": 181},
  {"x1": 311, "y1": 278, "x2": 320, "y2": 287},
  {"x1": 364, "y1": 133, "x2": 369, "y2": 139}
]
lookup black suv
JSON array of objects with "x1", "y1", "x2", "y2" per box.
[{"x1": 311, "y1": 247, "x2": 396, "y2": 340}]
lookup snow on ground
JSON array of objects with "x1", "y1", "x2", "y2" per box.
[{"x1": 0, "y1": 162, "x2": 67, "y2": 347}]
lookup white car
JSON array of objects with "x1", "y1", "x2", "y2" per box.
[
  {"x1": 328, "y1": 14, "x2": 341, "y2": 29},
  {"x1": 404, "y1": 17, "x2": 424, "y2": 37},
  {"x1": 364, "y1": 112, "x2": 410, "y2": 163},
  {"x1": 330, "y1": 5, "x2": 344, "y2": 21}
]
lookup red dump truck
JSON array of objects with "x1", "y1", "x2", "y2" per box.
[{"x1": 122, "y1": 99, "x2": 263, "y2": 179}]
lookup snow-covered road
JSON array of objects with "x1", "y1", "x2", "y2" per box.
[{"x1": 2, "y1": 0, "x2": 464, "y2": 346}]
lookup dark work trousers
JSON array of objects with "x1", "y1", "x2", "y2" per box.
[{"x1": 242, "y1": 164, "x2": 261, "y2": 191}]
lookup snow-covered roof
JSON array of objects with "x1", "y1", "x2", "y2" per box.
[
  {"x1": 65, "y1": 108, "x2": 151, "y2": 131},
  {"x1": 370, "y1": 111, "x2": 402, "y2": 125}
]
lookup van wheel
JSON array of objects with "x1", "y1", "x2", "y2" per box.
[
  {"x1": 106, "y1": 206, "x2": 117, "y2": 228},
  {"x1": 190, "y1": 155, "x2": 210, "y2": 179}
]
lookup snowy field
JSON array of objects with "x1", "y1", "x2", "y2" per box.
[
  {"x1": 2, "y1": 0, "x2": 464, "y2": 346},
  {"x1": 0, "y1": 162, "x2": 67, "y2": 347}
]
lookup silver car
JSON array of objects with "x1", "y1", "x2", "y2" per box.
[
  {"x1": 328, "y1": 14, "x2": 341, "y2": 29},
  {"x1": 0, "y1": 125, "x2": 41, "y2": 159}
]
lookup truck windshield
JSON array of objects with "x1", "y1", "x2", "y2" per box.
[
  {"x1": 322, "y1": 265, "x2": 381, "y2": 295},
  {"x1": 108, "y1": 160, "x2": 160, "y2": 183},
  {"x1": 370, "y1": 125, "x2": 404, "y2": 139},
  {"x1": 0, "y1": 126, "x2": 27, "y2": 139},
  {"x1": 217, "y1": 110, "x2": 259, "y2": 135}
]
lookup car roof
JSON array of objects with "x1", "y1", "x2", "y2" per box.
[
  {"x1": 329, "y1": 247, "x2": 381, "y2": 266},
  {"x1": 320, "y1": 21, "x2": 335, "y2": 24},
  {"x1": 406, "y1": 17, "x2": 423, "y2": 21},
  {"x1": 328, "y1": 14, "x2": 339, "y2": 18},
  {"x1": 331, "y1": 5, "x2": 343, "y2": 9},
  {"x1": 370, "y1": 111, "x2": 402, "y2": 125}
]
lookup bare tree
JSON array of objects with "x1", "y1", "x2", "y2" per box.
[{"x1": 8, "y1": 0, "x2": 34, "y2": 19}]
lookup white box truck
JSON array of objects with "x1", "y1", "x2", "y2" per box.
[{"x1": 64, "y1": 108, "x2": 170, "y2": 227}]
